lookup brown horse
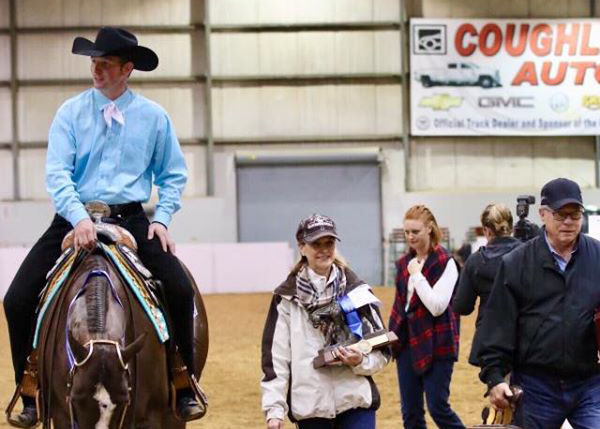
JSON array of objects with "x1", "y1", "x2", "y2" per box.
[{"x1": 35, "y1": 245, "x2": 208, "y2": 429}]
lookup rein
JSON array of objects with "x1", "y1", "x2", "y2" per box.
[
  {"x1": 41, "y1": 249, "x2": 87, "y2": 428},
  {"x1": 64, "y1": 266, "x2": 130, "y2": 429},
  {"x1": 66, "y1": 340, "x2": 131, "y2": 429}
]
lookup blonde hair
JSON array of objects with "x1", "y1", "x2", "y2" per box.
[
  {"x1": 289, "y1": 245, "x2": 347, "y2": 276},
  {"x1": 404, "y1": 205, "x2": 442, "y2": 249},
  {"x1": 481, "y1": 203, "x2": 513, "y2": 238}
]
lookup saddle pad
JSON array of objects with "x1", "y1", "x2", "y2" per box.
[
  {"x1": 33, "y1": 249, "x2": 79, "y2": 347},
  {"x1": 33, "y1": 244, "x2": 170, "y2": 347},
  {"x1": 100, "y1": 243, "x2": 169, "y2": 343}
]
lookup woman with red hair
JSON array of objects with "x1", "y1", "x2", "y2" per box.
[{"x1": 389, "y1": 205, "x2": 464, "y2": 429}]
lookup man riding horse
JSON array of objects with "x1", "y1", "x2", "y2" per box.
[{"x1": 3, "y1": 26, "x2": 203, "y2": 427}]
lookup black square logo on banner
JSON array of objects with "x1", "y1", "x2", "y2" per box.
[{"x1": 413, "y1": 24, "x2": 447, "y2": 55}]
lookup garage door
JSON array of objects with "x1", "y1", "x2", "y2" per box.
[{"x1": 236, "y1": 150, "x2": 383, "y2": 285}]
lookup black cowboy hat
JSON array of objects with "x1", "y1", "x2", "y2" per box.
[{"x1": 72, "y1": 26, "x2": 158, "y2": 71}]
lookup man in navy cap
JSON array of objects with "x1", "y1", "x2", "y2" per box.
[
  {"x1": 3, "y1": 27, "x2": 202, "y2": 426},
  {"x1": 478, "y1": 178, "x2": 600, "y2": 428}
]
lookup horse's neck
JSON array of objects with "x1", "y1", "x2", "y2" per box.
[{"x1": 70, "y1": 254, "x2": 127, "y2": 343}]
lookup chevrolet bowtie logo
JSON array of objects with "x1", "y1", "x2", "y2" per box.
[{"x1": 419, "y1": 94, "x2": 463, "y2": 111}]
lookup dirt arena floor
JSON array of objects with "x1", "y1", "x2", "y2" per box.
[{"x1": 0, "y1": 287, "x2": 486, "y2": 428}]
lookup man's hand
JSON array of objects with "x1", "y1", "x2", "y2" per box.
[
  {"x1": 267, "y1": 418, "x2": 283, "y2": 429},
  {"x1": 407, "y1": 257, "x2": 425, "y2": 276},
  {"x1": 489, "y1": 382, "x2": 513, "y2": 410},
  {"x1": 148, "y1": 222, "x2": 176, "y2": 254},
  {"x1": 74, "y1": 218, "x2": 97, "y2": 251}
]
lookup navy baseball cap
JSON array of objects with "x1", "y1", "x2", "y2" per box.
[
  {"x1": 540, "y1": 178, "x2": 583, "y2": 210},
  {"x1": 296, "y1": 214, "x2": 340, "y2": 243}
]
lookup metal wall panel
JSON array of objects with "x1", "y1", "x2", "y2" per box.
[
  {"x1": 211, "y1": 33, "x2": 260, "y2": 76},
  {"x1": 411, "y1": 138, "x2": 595, "y2": 190},
  {"x1": 258, "y1": 32, "x2": 299, "y2": 75},
  {"x1": 210, "y1": 0, "x2": 399, "y2": 24},
  {"x1": 182, "y1": 146, "x2": 207, "y2": 197},
  {"x1": 212, "y1": 86, "x2": 262, "y2": 138},
  {"x1": 532, "y1": 140, "x2": 595, "y2": 187},
  {"x1": 16, "y1": 0, "x2": 191, "y2": 26},
  {"x1": 376, "y1": 84, "x2": 403, "y2": 134},
  {"x1": 138, "y1": 34, "x2": 193, "y2": 77},
  {"x1": 211, "y1": 31, "x2": 400, "y2": 76},
  {"x1": 297, "y1": 32, "x2": 336, "y2": 74},
  {"x1": 129, "y1": 84, "x2": 206, "y2": 140},
  {"x1": 299, "y1": 86, "x2": 338, "y2": 135},
  {"x1": 374, "y1": 31, "x2": 401, "y2": 73},
  {"x1": 492, "y1": 141, "x2": 536, "y2": 188},
  {"x1": 18, "y1": 148, "x2": 47, "y2": 199},
  {"x1": 17, "y1": 86, "x2": 86, "y2": 143},
  {"x1": 422, "y1": 0, "x2": 591, "y2": 19},
  {"x1": 18, "y1": 32, "x2": 93, "y2": 80},
  {"x1": 210, "y1": 0, "x2": 258, "y2": 25},
  {"x1": 212, "y1": 84, "x2": 403, "y2": 138},
  {"x1": 0, "y1": 88, "x2": 11, "y2": 142},
  {"x1": 17, "y1": 33, "x2": 193, "y2": 80},
  {"x1": 237, "y1": 162, "x2": 383, "y2": 284},
  {"x1": 0, "y1": 150, "x2": 13, "y2": 200},
  {"x1": 0, "y1": 0, "x2": 8, "y2": 28}
]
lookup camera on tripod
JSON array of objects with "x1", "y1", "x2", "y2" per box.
[{"x1": 513, "y1": 195, "x2": 540, "y2": 242}]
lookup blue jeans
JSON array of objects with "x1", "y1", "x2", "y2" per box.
[
  {"x1": 512, "y1": 370, "x2": 600, "y2": 429},
  {"x1": 395, "y1": 350, "x2": 465, "y2": 429},
  {"x1": 297, "y1": 408, "x2": 375, "y2": 429}
]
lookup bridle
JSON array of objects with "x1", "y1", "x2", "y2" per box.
[
  {"x1": 65, "y1": 268, "x2": 131, "y2": 429},
  {"x1": 66, "y1": 339, "x2": 131, "y2": 429}
]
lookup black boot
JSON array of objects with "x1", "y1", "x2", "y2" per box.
[
  {"x1": 176, "y1": 389, "x2": 203, "y2": 421},
  {"x1": 12, "y1": 404, "x2": 38, "y2": 428}
]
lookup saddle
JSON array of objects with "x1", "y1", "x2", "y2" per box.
[{"x1": 61, "y1": 222, "x2": 137, "y2": 252}]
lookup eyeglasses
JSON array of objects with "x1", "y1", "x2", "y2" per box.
[{"x1": 544, "y1": 207, "x2": 584, "y2": 222}]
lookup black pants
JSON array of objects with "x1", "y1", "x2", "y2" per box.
[{"x1": 3, "y1": 210, "x2": 195, "y2": 384}]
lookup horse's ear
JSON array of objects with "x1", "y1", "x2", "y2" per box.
[
  {"x1": 121, "y1": 332, "x2": 147, "y2": 363},
  {"x1": 68, "y1": 330, "x2": 89, "y2": 363}
]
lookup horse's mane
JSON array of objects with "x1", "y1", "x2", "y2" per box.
[
  {"x1": 73, "y1": 253, "x2": 116, "y2": 339},
  {"x1": 85, "y1": 270, "x2": 108, "y2": 333}
]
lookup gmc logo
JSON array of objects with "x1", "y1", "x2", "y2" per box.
[{"x1": 478, "y1": 96, "x2": 534, "y2": 108}]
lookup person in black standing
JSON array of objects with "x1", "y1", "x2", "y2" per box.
[
  {"x1": 478, "y1": 178, "x2": 600, "y2": 429},
  {"x1": 453, "y1": 203, "x2": 521, "y2": 367}
]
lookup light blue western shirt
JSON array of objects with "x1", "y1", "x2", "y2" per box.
[{"x1": 46, "y1": 88, "x2": 187, "y2": 227}]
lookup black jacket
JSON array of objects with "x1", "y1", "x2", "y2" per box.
[
  {"x1": 478, "y1": 230, "x2": 600, "y2": 387},
  {"x1": 454, "y1": 236, "x2": 521, "y2": 366}
]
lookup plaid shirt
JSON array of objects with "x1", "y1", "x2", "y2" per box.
[{"x1": 388, "y1": 245, "x2": 460, "y2": 374}]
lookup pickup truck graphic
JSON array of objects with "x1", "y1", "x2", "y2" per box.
[{"x1": 414, "y1": 62, "x2": 501, "y2": 89}]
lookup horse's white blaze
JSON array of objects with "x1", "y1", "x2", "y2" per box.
[{"x1": 93, "y1": 383, "x2": 116, "y2": 429}]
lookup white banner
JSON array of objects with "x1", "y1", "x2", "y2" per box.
[{"x1": 410, "y1": 18, "x2": 600, "y2": 135}]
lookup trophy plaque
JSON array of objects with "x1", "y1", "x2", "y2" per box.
[
  {"x1": 312, "y1": 329, "x2": 398, "y2": 369},
  {"x1": 309, "y1": 286, "x2": 399, "y2": 369}
]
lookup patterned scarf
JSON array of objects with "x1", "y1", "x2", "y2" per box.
[
  {"x1": 296, "y1": 264, "x2": 346, "y2": 311},
  {"x1": 296, "y1": 264, "x2": 348, "y2": 344}
]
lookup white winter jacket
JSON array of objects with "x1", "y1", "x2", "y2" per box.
[{"x1": 260, "y1": 266, "x2": 389, "y2": 422}]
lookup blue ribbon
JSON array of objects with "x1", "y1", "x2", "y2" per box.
[{"x1": 338, "y1": 295, "x2": 363, "y2": 339}]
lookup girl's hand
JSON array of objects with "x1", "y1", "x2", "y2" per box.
[{"x1": 407, "y1": 257, "x2": 425, "y2": 275}]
